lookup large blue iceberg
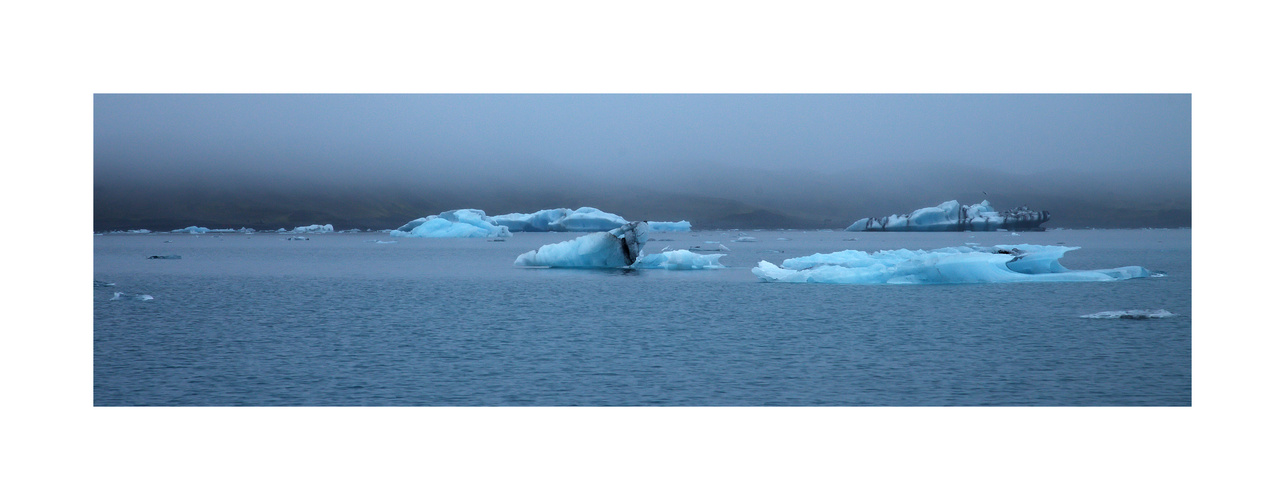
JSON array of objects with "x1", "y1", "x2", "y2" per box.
[
  {"x1": 391, "y1": 209, "x2": 513, "y2": 238},
  {"x1": 752, "y1": 244, "x2": 1150, "y2": 284},
  {"x1": 846, "y1": 200, "x2": 1050, "y2": 232},
  {"x1": 515, "y1": 221, "x2": 649, "y2": 268},
  {"x1": 514, "y1": 222, "x2": 725, "y2": 269},
  {"x1": 492, "y1": 207, "x2": 629, "y2": 232}
]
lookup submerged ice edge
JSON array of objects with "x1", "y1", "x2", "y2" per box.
[
  {"x1": 1080, "y1": 309, "x2": 1175, "y2": 319},
  {"x1": 753, "y1": 244, "x2": 1151, "y2": 284}
]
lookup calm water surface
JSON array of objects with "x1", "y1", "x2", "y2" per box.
[{"x1": 94, "y1": 228, "x2": 1191, "y2": 406}]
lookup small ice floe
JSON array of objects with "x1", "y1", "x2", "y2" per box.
[
  {"x1": 632, "y1": 249, "x2": 726, "y2": 270},
  {"x1": 365, "y1": 239, "x2": 398, "y2": 244},
  {"x1": 488, "y1": 239, "x2": 506, "y2": 242},
  {"x1": 110, "y1": 292, "x2": 154, "y2": 301},
  {"x1": 1010, "y1": 232, "x2": 1020, "y2": 236},
  {"x1": 733, "y1": 236, "x2": 758, "y2": 243},
  {"x1": 286, "y1": 236, "x2": 309, "y2": 241},
  {"x1": 690, "y1": 243, "x2": 731, "y2": 252},
  {"x1": 778, "y1": 237, "x2": 792, "y2": 241},
  {"x1": 94, "y1": 280, "x2": 116, "y2": 287},
  {"x1": 759, "y1": 249, "x2": 785, "y2": 254},
  {"x1": 147, "y1": 254, "x2": 181, "y2": 259},
  {"x1": 1080, "y1": 309, "x2": 1176, "y2": 320},
  {"x1": 163, "y1": 240, "x2": 172, "y2": 243},
  {"x1": 647, "y1": 221, "x2": 691, "y2": 232}
]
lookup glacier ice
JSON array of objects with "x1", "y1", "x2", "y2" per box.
[
  {"x1": 632, "y1": 249, "x2": 725, "y2": 270},
  {"x1": 1080, "y1": 309, "x2": 1176, "y2": 319},
  {"x1": 290, "y1": 224, "x2": 334, "y2": 234},
  {"x1": 172, "y1": 226, "x2": 210, "y2": 234},
  {"x1": 492, "y1": 207, "x2": 628, "y2": 232},
  {"x1": 846, "y1": 200, "x2": 1050, "y2": 232},
  {"x1": 752, "y1": 244, "x2": 1150, "y2": 284},
  {"x1": 514, "y1": 222, "x2": 649, "y2": 268},
  {"x1": 391, "y1": 209, "x2": 512, "y2": 238},
  {"x1": 648, "y1": 220, "x2": 692, "y2": 232}
]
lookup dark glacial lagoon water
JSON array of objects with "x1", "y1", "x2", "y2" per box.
[{"x1": 94, "y1": 228, "x2": 1191, "y2": 406}]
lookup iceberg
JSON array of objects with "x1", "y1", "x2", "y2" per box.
[
  {"x1": 648, "y1": 220, "x2": 692, "y2": 232},
  {"x1": 845, "y1": 200, "x2": 1051, "y2": 232},
  {"x1": 290, "y1": 224, "x2": 334, "y2": 234},
  {"x1": 515, "y1": 222, "x2": 649, "y2": 268},
  {"x1": 492, "y1": 207, "x2": 628, "y2": 232},
  {"x1": 172, "y1": 226, "x2": 210, "y2": 234},
  {"x1": 632, "y1": 249, "x2": 725, "y2": 270},
  {"x1": 752, "y1": 244, "x2": 1150, "y2": 284},
  {"x1": 391, "y1": 209, "x2": 512, "y2": 238},
  {"x1": 1080, "y1": 309, "x2": 1176, "y2": 319}
]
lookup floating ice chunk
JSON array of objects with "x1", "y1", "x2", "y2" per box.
[
  {"x1": 733, "y1": 236, "x2": 757, "y2": 242},
  {"x1": 515, "y1": 222, "x2": 648, "y2": 268},
  {"x1": 94, "y1": 280, "x2": 116, "y2": 287},
  {"x1": 171, "y1": 226, "x2": 210, "y2": 234},
  {"x1": 557, "y1": 207, "x2": 631, "y2": 232},
  {"x1": 366, "y1": 239, "x2": 397, "y2": 244},
  {"x1": 492, "y1": 208, "x2": 572, "y2": 232},
  {"x1": 846, "y1": 200, "x2": 1050, "y2": 232},
  {"x1": 1080, "y1": 309, "x2": 1176, "y2": 319},
  {"x1": 147, "y1": 254, "x2": 182, "y2": 259},
  {"x1": 286, "y1": 236, "x2": 309, "y2": 241},
  {"x1": 632, "y1": 250, "x2": 725, "y2": 270},
  {"x1": 689, "y1": 242, "x2": 730, "y2": 252},
  {"x1": 753, "y1": 244, "x2": 1150, "y2": 284},
  {"x1": 493, "y1": 207, "x2": 628, "y2": 232},
  {"x1": 291, "y1": 224, "x2": 334, "y2": 234},
  {"x1": 108, "y1": 229, "x2": 152, "y2": 234},
  {"x1": 648, "y1": 220, "x2": 692, "y2": 232},
  {"x1": 111, "y1": 292, "x2": 154, "y2": 301},
  {"x1": 391, "y1": 209, "x2": 512, "y2": 238}
]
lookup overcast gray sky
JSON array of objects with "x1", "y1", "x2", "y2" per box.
[
  {"x1": 96, "y1": 94, "x2": 1189, "y2": 178},
  {"x1": 93, "y1": 94, "x2": 1191, "y2": 229}
]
